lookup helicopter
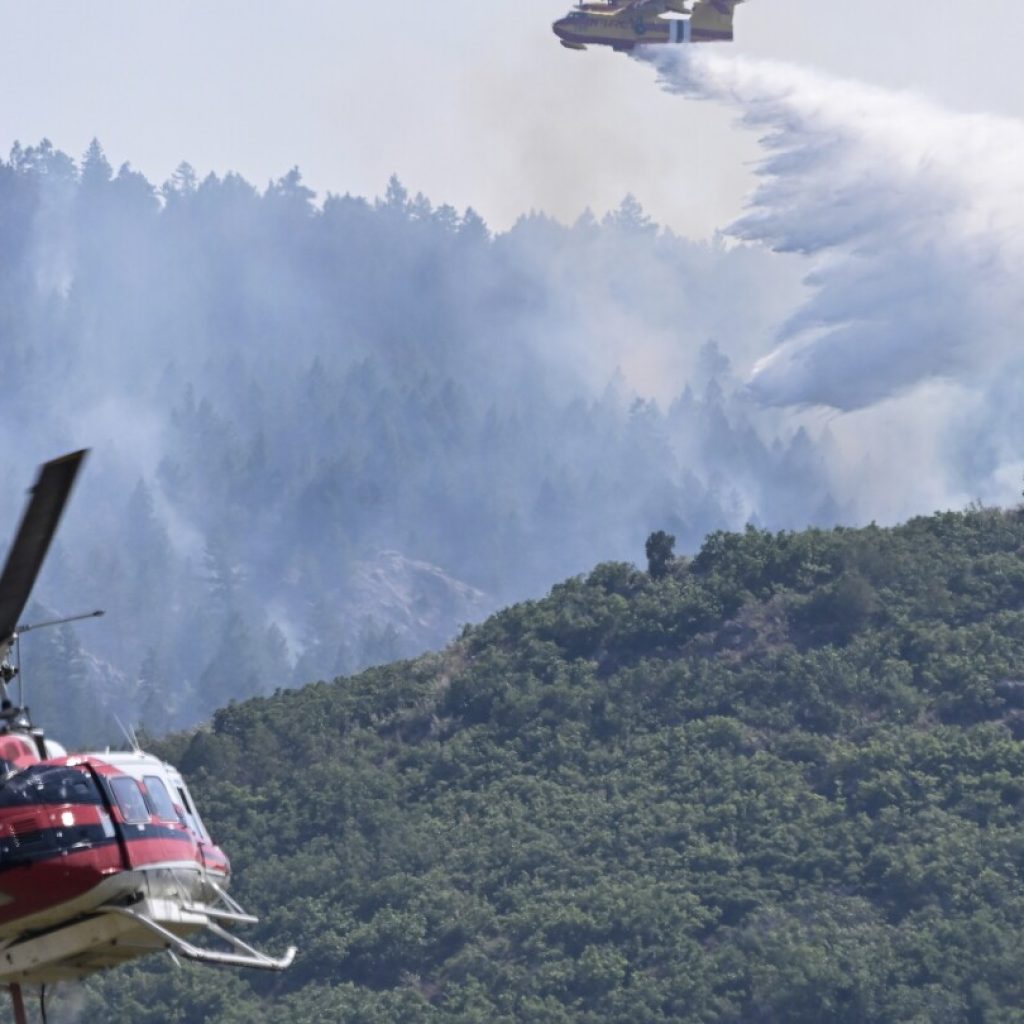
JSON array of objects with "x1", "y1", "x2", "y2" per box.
[
  {"x1": 0, "y1": 451, "x2": 294, "y2": 1024},
  {"x1": 552, "y1": 0, "x2": 744, "y2": 52}
]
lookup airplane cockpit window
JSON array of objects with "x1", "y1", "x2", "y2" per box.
[
  {"x1": 142, "y1": 775, "x2": 179, "y2": 822},
  {"x1": 110, "y1": 776, "x2": 150, "y2": 824}
]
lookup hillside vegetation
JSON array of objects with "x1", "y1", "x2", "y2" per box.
[{"x1": 70, "y1": 507, "x2": 1024, "y2": 1023}]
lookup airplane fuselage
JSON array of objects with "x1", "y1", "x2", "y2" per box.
[{"x1": 553, "y1": 2, "x2": 733, "y2": 52}]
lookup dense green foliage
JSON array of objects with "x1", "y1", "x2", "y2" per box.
[{"x1": 61, "y1": 508, "x2": 1024, "y2": 1021}]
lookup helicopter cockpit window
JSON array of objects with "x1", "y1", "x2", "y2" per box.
[
  {"x1": 110, "y1": 776, "x2": 150, "y2": 825},
  {"x1": 142, "y1": 776, "x2": 178, "y2": 822},
  {"x1": 176, "y1": 784, "x2": 210, "y2": 842},
  {"x1": 0, "y1": 765, "x2": 102, "y2": 807}
]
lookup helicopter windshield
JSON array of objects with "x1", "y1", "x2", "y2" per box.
[
  {"x1": 0, "y1": 764, "x2": 103, "y2": 807},
  {"x1": 142, "y1": 775, "x2": 179, "y2": 822},
  {"x1": 109, "y1": 776, "x2": 150, "y2": 824}
]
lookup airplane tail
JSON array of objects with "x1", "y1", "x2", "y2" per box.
[{"x1": 689, "y1": 0, "x2": 739, "y2": 41}]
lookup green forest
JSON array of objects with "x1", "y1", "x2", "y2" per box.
[{"x1": 62, "y1": 506, "x2": 1024, "y2": 1022}]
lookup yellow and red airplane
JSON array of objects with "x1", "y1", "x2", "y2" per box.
[{"x1": 553, "y1": 0, "x2": 744, "y2": 52}]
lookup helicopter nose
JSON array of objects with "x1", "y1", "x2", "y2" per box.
[{"x1": 552, "y1": 19, "x2": 568, "y2": 38}]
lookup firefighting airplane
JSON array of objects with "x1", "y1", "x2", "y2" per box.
[{"x1": 553, "y1": 0, "x2": 744, "y2": 51}]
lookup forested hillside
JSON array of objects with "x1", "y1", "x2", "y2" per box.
[
  {"x1": 0, "y1": 139, "x2": 833, "y2": 743},
  {"x1": 65, "y1": 506, "x2": 1024, "y2": 1023}
]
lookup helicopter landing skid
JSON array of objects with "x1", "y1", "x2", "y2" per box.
[
  {"x1": 109, "y1": 903, "x2": 296, "y2": 971},
  {"x1": 0, "y1": 892, "x2": 295, "y2": 988}
]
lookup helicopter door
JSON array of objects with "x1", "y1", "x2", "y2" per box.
[
  {"x1": 106, "y1": 775, "x2": 152, "y2": 867},
  {"x1": 165, "y1": 774, "x2": 210, "y2": 843}
]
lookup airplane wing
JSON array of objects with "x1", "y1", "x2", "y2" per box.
[
  {"x1": 653, "y1": 0, "x2": 692, "y2": 12},
  {"x1": 688, "y1": 0, "x2": 743, "y2": 37},
  {"x1": 638, "y1": 0, "x2": 746, "y2": 15},
  {"x1": 690, "y1": 0, "x2": 745, "y2": 12}
]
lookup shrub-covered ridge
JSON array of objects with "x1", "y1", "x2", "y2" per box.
[{"x1": 72, "y1": 508, "x2": 1024, "y2": 1022}]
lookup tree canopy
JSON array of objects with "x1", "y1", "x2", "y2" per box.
[{"x1": 57, "y1": 505, "x2": 1024, "y2": 1023}]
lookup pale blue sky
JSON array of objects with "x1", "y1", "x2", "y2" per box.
[{"x1": 1, "y1": 1, "x2": 1021, "y2": 235}]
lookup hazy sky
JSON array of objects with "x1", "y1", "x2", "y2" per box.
[{"x1": 1, "y1": 2, "x2": 1022, "y2": 236}]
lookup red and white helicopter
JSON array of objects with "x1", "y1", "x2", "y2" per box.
[{"x1": 0, "y1": 452, "x2": 294, "y2": 1023}]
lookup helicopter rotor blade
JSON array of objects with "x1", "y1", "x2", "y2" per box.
[{"x1": 0, "y1": 450, "x2": 88, "y2": 654}]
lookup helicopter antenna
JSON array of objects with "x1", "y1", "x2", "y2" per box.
[
  {"x1": 112, "y1": 714, "x2": 140, "y2": 753},
  {"x1": 8, "y1": 609, "x2": 105, "y2": 721},
  {"x1": 16, "y1": 610, "x2": 105, "y2": 636}
]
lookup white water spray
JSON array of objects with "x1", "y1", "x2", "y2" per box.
[{"x1": 638, "y1": 47, "x2": 1024, "y2": 513}]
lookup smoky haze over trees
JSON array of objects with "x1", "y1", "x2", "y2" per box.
[{"x1": 0, "y1": 138, "x2": 838, "y2": 742}]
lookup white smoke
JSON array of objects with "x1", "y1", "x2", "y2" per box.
[{"x1": 639, "y1": 48, "x2": 1024, "y2": 512}]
